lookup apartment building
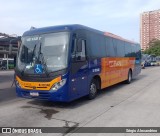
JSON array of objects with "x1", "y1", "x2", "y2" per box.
[{"x1": 140, "y1": 9, "x2": 160, "y2": 50}]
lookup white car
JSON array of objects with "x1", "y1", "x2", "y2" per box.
[{"x1": 150, "y1": 61, "x2": 157, "y2": 66}]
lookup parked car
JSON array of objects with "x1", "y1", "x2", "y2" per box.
[
  {"x1": 144, "y1": 61, "x2": 151, "y2": 67},
  {"x1": 150, "y1": 61, "x2": 157, "y2": 66}
]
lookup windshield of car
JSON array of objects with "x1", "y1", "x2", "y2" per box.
[{"x1": 17, "y1": 32, "x2": 70, "y2": 74}]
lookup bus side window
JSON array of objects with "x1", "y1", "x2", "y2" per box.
[{"x1": 76, "y1": 39, "x2": 86, "y2": 61}]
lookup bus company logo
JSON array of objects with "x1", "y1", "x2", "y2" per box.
[
  {"x1": 2, "y1": 128, "x2": 11, "y2": 133},
  {"x1": 109, "y1": 61, "x2": 122, "y2": 67},
  {"x1": 39, "y1": 83, "x2": 50, "y2": 87}
]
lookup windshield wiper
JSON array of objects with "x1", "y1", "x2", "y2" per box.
[
  {"x1": 32, "y1": 44, "x2": 37, "y2": 61},
  {"x1": 37, "y1": 43, "x2": 49, "y2": 77}
]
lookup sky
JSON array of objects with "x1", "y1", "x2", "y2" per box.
[{"x1": 0, "y1": 0, "x2": 160, "y2": 43}]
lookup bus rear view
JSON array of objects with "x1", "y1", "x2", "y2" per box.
[{"x1": 15, "y1": 24, "x2": 141, "y2": 102}]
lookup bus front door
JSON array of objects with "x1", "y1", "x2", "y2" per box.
[{"x1": 70, "y1": 39, "x2": 88, "y2": 99}]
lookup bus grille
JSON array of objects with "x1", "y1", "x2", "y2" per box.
[{"x1": 21, "y1": 91, "x2": 50, "y2": 100}]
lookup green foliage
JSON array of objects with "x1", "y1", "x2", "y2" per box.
[{"x1": 143, "y1": 40, "x2": 160, "y2": 56}]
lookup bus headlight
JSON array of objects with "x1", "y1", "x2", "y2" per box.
[
  {"x1": 16, "y1": 80, "x2": 21, "y2": 88},
  {"x1": 51, "y1": 79, "x2": 67, "y2": 91}
]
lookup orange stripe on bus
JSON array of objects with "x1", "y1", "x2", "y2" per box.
[{"x1": 100, "y1": 57, "x2": 135, "y2": 89}]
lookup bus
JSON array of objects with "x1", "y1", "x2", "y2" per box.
[
  {"x1": 0, "y1": 58, "x2": 14, "y2": 70},
  {"x1": 15, "y1": 24, "x2": 141, "y2": 102}
]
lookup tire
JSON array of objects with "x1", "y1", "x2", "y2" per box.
[
  {"x1": 88, "y1": 79, "x2": 98, "y2": 100},
  {"x1": 125, "y1": 70, "x2": 132, "y2": 84}
]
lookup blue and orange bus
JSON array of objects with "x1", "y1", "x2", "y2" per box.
[{"x1": 15, "y1": 24, "x2": 141, "y2": 102}]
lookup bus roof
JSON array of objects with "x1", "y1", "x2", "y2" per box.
[
  {"x1": 23, "y1": 24, "x2": 139, "y2": 45},
  {"x1": 104, "y1": 32, "x2": 138, "y2": 45},
  {"x1": 23, "y1": 24, "x2": 104, "y2": 36}
]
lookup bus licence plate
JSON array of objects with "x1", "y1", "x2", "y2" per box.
[{"x1": 30, "y1": 92, "x2": 39, "y2": 97}]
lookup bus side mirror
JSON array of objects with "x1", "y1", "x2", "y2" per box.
[
  {"x1": 71, "y1": 37, "x2": 86, "y2": 62},
  {"x1": 76, "y1": 41, "x2": 82, "y2": 52},
  {"x1": 75, "y1": 39, "x2": 86, "y2": 62},
  {"x1": 75, "y1": 41, "x2": 83, "y2": 61}
]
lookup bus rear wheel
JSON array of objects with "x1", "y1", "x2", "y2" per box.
[
  {"x1": 125, "y1": 70, "x2": 132, "y2": 84},
  {"x1": 88, "y1": 79, "x2": 98, "y2": 100}
]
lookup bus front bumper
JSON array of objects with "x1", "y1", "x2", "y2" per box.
[{"x1": 16, "y1": 87, "x2": 69, "y2": 102}]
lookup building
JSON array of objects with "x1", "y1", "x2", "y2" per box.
[
  {"x1": 0, "y1": 33, "x2": 20, "y2": 59},
  {"x1": 140, "y1": 9, "x2": 160, "y2": 50}
]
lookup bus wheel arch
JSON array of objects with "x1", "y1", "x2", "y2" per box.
[
  {"x1": 93, "y1": 75, "x2": 101, "y2": 90},
  {"x1": 88, "y1": 75, "x2": 101, "y2": 100},
  {"x1": 125, "y1": 69, "x2": 132, "y2": 84}
]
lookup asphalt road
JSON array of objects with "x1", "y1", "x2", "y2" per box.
[
  {"x1": 0, "y1": 70, "x2": 14, "y2": 89},
  {"x1": 0, "y1": 67, "x2": 160, "y2": 136},
  {"x1": 0, "y1": 70, "x2": 19, "y2": 103}
]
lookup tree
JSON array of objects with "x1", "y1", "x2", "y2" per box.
[{"x1": 143, "y1": 39, "x2": 160, "y2": 56}]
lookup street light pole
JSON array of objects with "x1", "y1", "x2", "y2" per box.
[{"x1": 7, "y1": 39, "x2": 15, "y2": 70}]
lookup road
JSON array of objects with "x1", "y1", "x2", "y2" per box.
[
  {"x1": 0, "y1": 71, "x2": 19, "y2": 103},
  {"x1": 0, "y1": 67, "x2": 160, "y2": 136}
]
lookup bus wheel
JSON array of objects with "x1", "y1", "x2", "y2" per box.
[
  {"x1": 125, "y1": 70, "x2": 132, "y2": 84},
  {"x1": 88, "y1": 79, "x2": 97, "y2": 100}
]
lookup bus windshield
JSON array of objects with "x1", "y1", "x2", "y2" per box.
[{"x1": 17, "y1": 32, "x2": 70, "y2": 74}]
